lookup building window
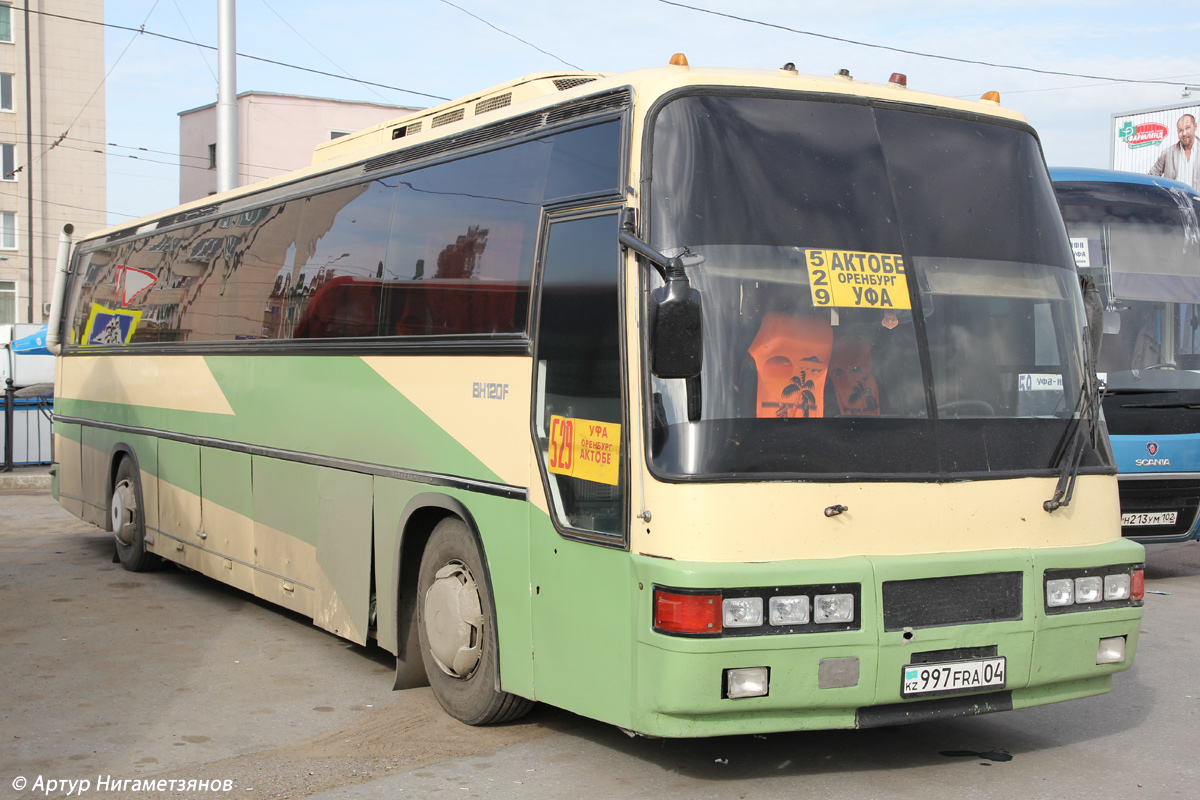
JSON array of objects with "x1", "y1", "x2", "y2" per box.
[
  {"x1": 0, "y1": 211, "x2": 16, "y2": 249},
  {"x1": 0, "y1": 74, "x2": 11, "y2": 111},
  {"x1": 0, "y1": 5, "x2": 11, "y2": 44},
  {"x1": 0, "y1": 280, "x2": 14, "y2": 324},
  {"x1": 208, "y1": 143, "x2": 217, "y2": 169},
  {"x1": 1, "y1": 143, "x2": 15, "y2": 180}
]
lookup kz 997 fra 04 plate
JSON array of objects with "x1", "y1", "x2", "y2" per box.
[{"x1": 902, "y1": 657, "x2": 1006, "y2": 698}]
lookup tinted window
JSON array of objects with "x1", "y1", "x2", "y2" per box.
[
  {"x1": 535, "y1": 213, "x2": 623, "y2": 537},
  {"x1": 67, "y1": 120, "x2": 623, "y2": 345}
]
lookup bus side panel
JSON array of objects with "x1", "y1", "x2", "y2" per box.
[
  {"x1": 250, "y1": 456, "x2": 319, "y2": 618},
  {"x1": 529, "y1": 509, "x2": 632, "y2": 728},
  {"x1": 312, "y1": 469, "x2": 373, "y2": 644},
  {"x1": 470, "y1": 490, "x2": 534, "y2": 700},
  {"x1": 197, "y1": 447, "x2": 257, "y2": 597},
  {"x1": 372, "y1": 478, "x2": 423, "y2": 656},
  {"x1": 157, "y1": 439, "x2": 204, "y2": 572},
  {"x1": 79, "y1": 425, "x2": 112, "y2": 528},
  {"x1": 54, "y1": 422, "x2": 83, "y2": 517}
]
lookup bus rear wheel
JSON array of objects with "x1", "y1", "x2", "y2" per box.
[
  {"x1": 416, "y1": 517, "x2": 532, "y2": 725},
  {"x1": 110, "y1": 457, "x2": 161, "y2": 572}
]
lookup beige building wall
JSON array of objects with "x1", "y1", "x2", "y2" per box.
[
  {"x1": 179, "y1": 93, "x2": 419, "y2": 205},
  {"x1": 0, "y1": 1, "x2": 106, "y2": 325}
]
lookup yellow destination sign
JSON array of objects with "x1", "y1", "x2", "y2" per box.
[
  {"x1": 548, "y1": 415, "x2": 620, "y2": 486},
  {"x1": 806, "y1": 249, "x2": 911, "y2": 310}
]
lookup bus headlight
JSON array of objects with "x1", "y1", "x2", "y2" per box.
[
  {"x1": 725, "y1": 666, "x2": 770, "y2": 698},
  {"x1": 1097, "y1": 636, "x2": 1126, "y2": 665},
  {"x1": 1075, "y1": 576, "x2": 1103, "y2": 604},
  {"x1": 1104, "y1": 574, "x2": 1131, "y2": 601},
  {"x1": 723, "y1": 596, "x2": 764, "y2": 628},
  {"x1": 1046, "y1": 578, "x2": 1074, "y2": 607},
  {"x1": 814, "y1": 593, "x2": 854, "y2": 623},
  {"x1": 769, "y1": 595, "x2": 810, "y2": 625}
]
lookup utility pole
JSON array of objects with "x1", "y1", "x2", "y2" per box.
[
  {"x1": 23, "y1": 1, "x2": 33, "y2": 321},
  {"x1": 216, "y1": 0, "x2": 238, "y2": 194}
]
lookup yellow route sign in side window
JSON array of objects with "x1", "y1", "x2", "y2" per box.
[
  {"x1": 806, "y1": 249, "x2": 911, "y2": 310},
  {"x1": 548, "y1": 415, "x2": 620, "y2": 486}
]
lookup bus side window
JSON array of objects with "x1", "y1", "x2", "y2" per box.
[{"x1": 534, "y1": 213, "x2": 623, "y2": 538}]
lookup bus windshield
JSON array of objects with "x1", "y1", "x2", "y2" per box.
[
  {"x1": 646, "y1": 93, "x2": 1095, "y2": 479},
  {"x1": 1054, "y1": 180, "x2": 1200, "y2": 393}
]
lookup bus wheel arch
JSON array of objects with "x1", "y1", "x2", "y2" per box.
[
  {"x1": 394, "y1": 495, "x2": 531, "y2": 724},
  {"x1": 108, "y1": 447, "x2": 161, "y2": 572}
]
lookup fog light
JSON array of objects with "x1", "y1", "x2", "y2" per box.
[
  {"x1": 769, "y1": 595, "x2": 810, "y2": 625},
  {"x1": 723, "y1": 596, "x2": 764, "y2": 628},
  {"x1": 1075, "y1": 576, "x2": 1103, "y2": 604},
  {"x1": 725, "y1": 666, "x2": 769, "y2": 698},
  {"x1": 1104, "y1": 573, "x2": 1131, "y2": 601},
  {"x1": 1097, "y1": 636, "x2": 1126, "y2": 665},
  {"x1": 814, "y1": 593, "x2": 854, "y2": 623},
  {"x1": 1046, "y1": 578, "x2": 1074, "y2": 607}
]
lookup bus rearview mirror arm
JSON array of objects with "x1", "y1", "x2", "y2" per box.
[{"x1": 617, "y1": 215, "x2": 703, "y2": 383}]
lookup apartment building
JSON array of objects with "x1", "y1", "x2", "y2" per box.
[
  {"x1": 179, "y1": 92, "x2": 419, "y2": 204},
  {"x1": 0, "y1": 1, "x2": 106, "y2": 324}
]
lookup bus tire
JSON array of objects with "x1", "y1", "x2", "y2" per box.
[
  {"x1": 416, "y1": 517, "x2": 533, "y2": 725},
  {"x1": 110, "y1": 457, "x2": 162, "y2": 572}
]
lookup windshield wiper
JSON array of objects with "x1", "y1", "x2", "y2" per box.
[
  {"x1": 1044, "y1": 377, "x2": 1102, "y2": 513},
  {"x1": 1119, "y1": 401, "x2": 1200, "y2": 409},
  {"x1": 1102, "y1": 387, "x2": 1178, "y2": 396}
]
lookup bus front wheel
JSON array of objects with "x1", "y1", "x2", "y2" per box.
[
  {"x1": 416, "y1": 517, "x2": 533, "y2": 725},
  {"x1": 110, "y1": 457, "x2": 162, "y2": 572}
]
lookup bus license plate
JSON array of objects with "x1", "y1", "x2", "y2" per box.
[
  {"x1": 1121, "y1": 511, "x2": 1177, "y2": 526},
  {"x1": 902, "y1": 657, "x2": 1006, "y2": 697}
]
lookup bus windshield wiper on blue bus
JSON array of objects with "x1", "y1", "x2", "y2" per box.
[
  {"x1": 1044, "y1": 377, "x2": 1101, "y2": 513},
  {"x1": 1119, "y1": 401, "x2": 1200, "y2": 409},
  {"x1": 1102, "y1": 387, "x2": 1179, "y2": 396}
]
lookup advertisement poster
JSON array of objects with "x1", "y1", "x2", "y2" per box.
[{"x1": 1112, "y1": 101, "x2": 1200, "y2": 189}]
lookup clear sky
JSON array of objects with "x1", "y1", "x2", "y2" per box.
[{"x1": 95, "y1": 0, "x2": 1200, "y2": 229}]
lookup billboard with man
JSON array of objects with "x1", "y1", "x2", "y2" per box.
[{"x1": 1112, "y1": 101, "x2": 1200, "y2": 189}]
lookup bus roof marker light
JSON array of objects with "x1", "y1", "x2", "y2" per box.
[
  {"x1": 889, "y1": 73, "x2": 907, "y2": 88},
  {"x1": 836, "y1": 68, "x2": 852, "y2": 80},
  {"x1": 669, "y1": 53, "x2": 690, "y2": 69},
  {"x1": 780, "y1": 62, "x2": 798, "y2": 74},
  {"x1": 980, "y1": 91, "x2": 1001, "y2": 104}
]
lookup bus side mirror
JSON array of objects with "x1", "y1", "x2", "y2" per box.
[
  {"x1": 651, "y1": 276, "x2": 703, "y2": 379},
  {"x1": 617, "y1": 223, "x2": 703, "y2": 379}
]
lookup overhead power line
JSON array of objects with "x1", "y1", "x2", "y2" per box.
[
  {"x1": 24, "y1": 7, "x2": 452, "y2": 102},
  {"x1": 659, "y1": 0, "x2": 1200, "y2": 88},
  {"x1": 436, "y1": 0, "x2": 581, "y2": 71}
]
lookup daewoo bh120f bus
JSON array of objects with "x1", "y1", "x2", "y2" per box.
[
  {"x1": 1053, "y1": 167, "x2": 1200, "y2": 544},
  {"x1": 47, "y1": 56, "x2": 1143, "y2": 737}
]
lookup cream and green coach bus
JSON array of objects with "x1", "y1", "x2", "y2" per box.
[{"x1": 48, "y1": 55, "x2": 1144, "y2": 737}]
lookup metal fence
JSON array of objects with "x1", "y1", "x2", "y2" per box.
[{"x1": 3, "y1": 380, "x2": 53, "y2": 470}]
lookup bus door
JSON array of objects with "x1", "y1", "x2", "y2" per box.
[{"x1": 528, "y1": 210, "x2": 634, "y2": 721}]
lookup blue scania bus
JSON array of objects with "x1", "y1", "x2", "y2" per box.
[{"x1": 1052, "y1": 167, "x2": 1200, "y2": 543}]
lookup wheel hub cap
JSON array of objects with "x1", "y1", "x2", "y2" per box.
[
  {"x1": 111, "y1": 479, "x2": 137, "y2": 546},
  {"x1": 424, "y1": 560, "x2": 484, "y2": 678}
]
